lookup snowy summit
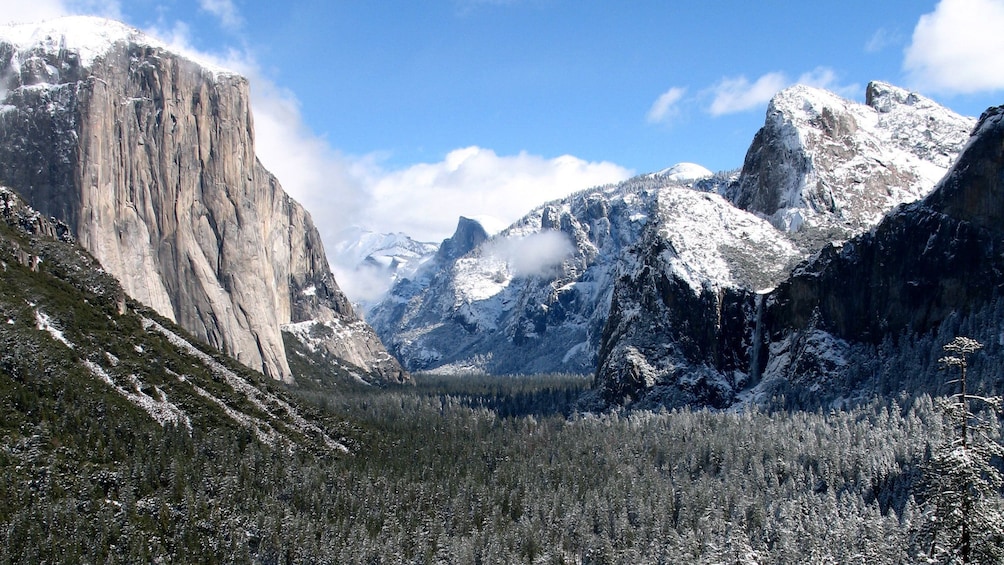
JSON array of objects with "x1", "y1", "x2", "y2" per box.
[
  {"x1": 0, "y1": 15, "x2": 235, "y2": 75},
  {"x1": 653, "y1": 162, "x2": 714, "y2": 183}
]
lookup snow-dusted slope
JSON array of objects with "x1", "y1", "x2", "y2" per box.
[
  {"x1": 0, "y1": 15, "x2": 232, "y2": 73},
  {"x1": 649, "y1": 188, "x2": 801, "y2": 293},
  {"x1": 728, "y1": 81, "x2": 974, "y2": 236},
  {"x1": 368, "y1": 175, "x2": 667, "y2": 375}
]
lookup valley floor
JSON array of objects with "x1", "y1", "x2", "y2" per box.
[{"x1": 1, "y1": 371, "x2": 972, "y2": 563}]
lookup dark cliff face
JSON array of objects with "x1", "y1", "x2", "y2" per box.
[
  {"x1": 592, "y1": 185, "x2": 801, "y2": 407},
  {"x1": 764, "y1": 107, "x2": 1004, "y2": 350},
  {"x1": 436, "y1": 217, "x2": 488, "y2": 262},
  {"x1": 595, "y1": 232, "x2": 756, "y2": 407}
]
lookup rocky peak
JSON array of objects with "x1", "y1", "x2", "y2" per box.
[
  {"x1": 727, "y1": 82, "x2": 973, "y2": 239},
  {"x1": 436, "y1": 216, "x2": 488, "y2": 262},
  {"x1": 0, "y1": 17, "x2": 406, "y2": 384},
  {"x1": 865, "y1": 80, "x2": 920, "y2": 112}
]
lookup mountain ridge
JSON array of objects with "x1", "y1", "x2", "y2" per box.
[{"x1": 372, "y1": 81, "x2": 975, "y2": 394}]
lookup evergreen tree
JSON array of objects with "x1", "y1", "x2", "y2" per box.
[{"x1": 917, "y1": 337, "x2": 1004, "y2": 564}]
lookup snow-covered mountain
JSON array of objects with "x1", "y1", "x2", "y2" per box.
[
  {"x1": 0, "y1": 16, "x2": 406, "y2": 383},
  {"x1": 329, "y1": 227, "x2": 439, "y2": 312},
  {"x1": 368, "y1": 176, "x2": 665, "y2": 374},
  {"x1": 726, "y1": 81, "x2": 973, "y2": 237},
  {"x1": 372, "y1": 81, "x2": 977, "y2": 406},
  {"x1": 594, "y1": 84, "x2": 980, "y2": 407}
]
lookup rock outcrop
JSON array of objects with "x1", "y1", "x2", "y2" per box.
[
  {"x1": 594, "y1": 187, "x2": 800, "y2": 406},
  {"x1": 0, "y1": 16, "x2": 406, "y2": 383},
  {"x1": 762, "y1": 106, "x2": 1004, "y2": 372},
  {"x1": 726, "y1": 81, "x2": 973, "y2": 238}
]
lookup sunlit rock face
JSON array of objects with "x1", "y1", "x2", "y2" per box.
[
  {"x1": 0, "y1": 16, "x2": 407, "y2": 383},
  {"x1": 727, "y1": 81, "x2": 973, "y2": 239}
]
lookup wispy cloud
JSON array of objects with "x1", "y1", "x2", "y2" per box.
[
  {"x1": 199, "y1": 0, "x2": 242, "y2": 31},
  {"x1": 707, "y1": 72, "x2": 788, "y2": 116},
  {"x1": 486, "y1": 231, "x2": 575, "y2": 278},
  {"x1": 2, "y1": 0, "x2": 120, "y2": 24},
  {"x1": 904, "y1": 0, "x2": 1004, "y2": 94},
  {"x1": 704, "y1": 67, "x2": 858, "y2": 116},
  {"x1": 646, "y1": 86, "x2": 687, "y2": 124},
  {"x1": 795, "y1": 67, "x2": 859, "y2": 98},
  {"x1": 864, "y1": 27, "x2": 902, "y2": 53}
]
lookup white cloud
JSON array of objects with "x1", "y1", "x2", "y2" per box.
[
  {"x1": 1, "y1": 1, "x2": 69, "y2": 23},
  {"x1": 486, "y1": 231, "x2": 575, "y2": 278},
  {"x1": 706, "y1": 68, "x2": 858, "y2": 116},
  {"x1": 707, "y1": 72, "x2": 788, "y2": 116},
  {"x1": 364, "y1": 147, "x2": 630, "y2": 243},
  {"x1": 1, "y1": 0, "x2": 120, "y2": 24},
  {"x1": 331, "y1": 261, "x2": 399, "y2": 306},
  {"x1": 199, "y1": 0, "x2": 242, "y2": 31},
  {"x1": 904, "y1": 0, "x2": 1004, "y2": 94},
  {"x1": 646, "y1": 86, "x2": 687, "y2": 124}
]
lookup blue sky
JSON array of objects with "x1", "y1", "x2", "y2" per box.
[
  {"x1": 7, "y1": 1, "x2": 1004, "y2": 264},
  {"x1": 115, "y1": 0, "x2": 1000, "y2": 174}
]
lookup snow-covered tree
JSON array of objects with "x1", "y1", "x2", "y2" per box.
[{"x1": 916, "y1": 337, "x2": 1004, "y2": 564}]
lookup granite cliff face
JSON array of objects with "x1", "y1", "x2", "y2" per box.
[{"x1": 0, "y1": 17, "x2": 406, "y2": 383}]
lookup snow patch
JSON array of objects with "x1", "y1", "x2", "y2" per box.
[
  {"x1": 653, "y1": 162, "x2": 714, "y2": 183},
  {"x1": 0, "y1": 16, "x2": 237, "y2": 75},
  {"x1": 34, "y1": 309, "x2": 73, "y2": 349},
  {"x1": 144, "y1": 318, "x2": 348, "y2": 452},
  {"x1": 83, "y1": 359, "x2": 191, "y2": 429}
]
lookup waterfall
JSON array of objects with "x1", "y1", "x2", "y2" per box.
[{"x1": 750, "y1": 292, "x2": 766, "y2": 382}]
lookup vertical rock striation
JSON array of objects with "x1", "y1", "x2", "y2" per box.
[{"x1": 0, "y1": 16, "x2": 406, "y2": 383}]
